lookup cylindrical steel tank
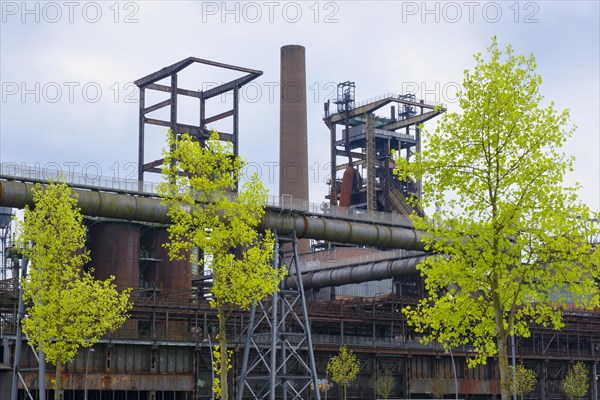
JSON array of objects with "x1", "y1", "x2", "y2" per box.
[
  {"x1": 280, "y1": 44, "x2": 310, "y2": 254},
  {"x1": 88, "y1": 222, "x2": 140, "y2": 291},
  {"x1": 144, "y1": 228, "x2": 191, "y2": 292}
]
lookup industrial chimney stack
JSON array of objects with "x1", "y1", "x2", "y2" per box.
[{"x1": 279, "y1": 45, "x2": 310, "y2": 253}]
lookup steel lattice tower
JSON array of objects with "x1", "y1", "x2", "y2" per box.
[{"x1": 238, "y1": 234, "x2": 320, "y2": 400}]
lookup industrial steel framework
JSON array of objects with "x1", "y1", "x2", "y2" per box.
[
  {"x1": 3, "y1": 271, "x2": 599, "y2": 399},
  {"x1": 1, "y1": 179, "x2": 599, "y2": 398},
  {"x1": 238, "y1": 234, "x2": 320, "y2": 400},
  {"x1": 0, "y1": 179, "x2": 425, "y2": 251},
  {"x1": 0, "y1": 207, "x2": 13, "y2": 280},
  {"x1": 2, "y1": 47, "x2": 599, "y2": 397},
  {"x1": 134, "y1": 57, "x2": 263, "y2": 182},
  {"x1": 323, "y1": 90, "x2": 446, "y2": 214}
]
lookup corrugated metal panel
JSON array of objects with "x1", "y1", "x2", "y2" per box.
[
  {"x1": 410, "y1": 378, "x2": 500, "y2": 395},
  {"x1": 20, "y1": 372, "x2": 194, "y2": 391}
]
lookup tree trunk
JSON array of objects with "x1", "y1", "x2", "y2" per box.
[
  {"x1": 497, "y1": 335, "x2": 511, "y2": 400},
  {"x1": 54, "y1": 359, "x2": 62, "y2": 400},
  {"x1": 343, "y1": 384, "x2": 347, "y2": 400},
  {"x1": 492, "y1": 265, "x2": 511, "y2": 400},
  {"x1": 218, "y1": 307, "x2": 229, "y2": 400}
]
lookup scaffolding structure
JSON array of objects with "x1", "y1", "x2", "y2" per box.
[{"x1": 135, "y1": 57, "x2": 263, "y2": 182}]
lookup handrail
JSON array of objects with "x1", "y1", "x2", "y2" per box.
[
  {"x1": 0, "y1": 163, "x2": 415, "y2": 228},
  {"x1": 324, "y1": 92, "x2": 445, "y2": 118}
]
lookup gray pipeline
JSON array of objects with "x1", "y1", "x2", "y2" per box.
[
  {"x1": 286, "y1": 256, "x2": 429, "y2": 290},
  {"x1": 0, "y1": 180, "x2": 426, "y2": 251}
]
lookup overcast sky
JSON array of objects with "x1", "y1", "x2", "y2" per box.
[{"x1": 1, "y1": 1, "x2": 598, "y2": 211}]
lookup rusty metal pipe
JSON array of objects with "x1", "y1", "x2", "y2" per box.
[
  {"x1": 0, "y1": 180, "x2": 425, "y2": 250},
  {"x1": 261, "y1": 212, "x2": 425, "y2": 250},
  {"x1": 0, "y1": 180, "x2": 170, "y2": 223},
  {"x1": 286, "y1": 256, "x2": 429, "y2": 290}
]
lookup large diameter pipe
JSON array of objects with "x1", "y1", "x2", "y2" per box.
[
  {"x1": 0, "y1": 180, "x2": 425, "y2": 250},
  {"x1": 0, "y1": 180, "x2": 170, "y2": 223},
  {"x1": 261, "y1": 212, "x2": 425, "y2": 250},
  {"x1": 285, "y1": 256, "x2": 430, "y2": 290}
]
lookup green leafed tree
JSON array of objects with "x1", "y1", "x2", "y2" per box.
[
  {"x1": 507, "y1": 363, "x2": 537, "y2": 400},
  {"x1": 395, "y1": 37, "x2": 600, "y2": 400},
  {"x1": 327, "y1": 345, "x2": 360, "y2": 400},
  {"x1": 16, "y1": 181, "x2": 132, "y2": 400},
  {"x1": 158, "y1": 131, "x2": 286, "y2": 400},
  {"x1": 369, "y1": 372, "x2": 395, "y2": 399},
  {"x1": 562, "y1": 361, "x2": 589, "y2": 400}
]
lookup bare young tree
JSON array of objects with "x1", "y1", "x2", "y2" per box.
[
  {"x1": 369, "y1": 372, "x2": 395, "y2": 399},
  {"x1": 431, "y1": 365, "x2": 450, "y2": 399}
]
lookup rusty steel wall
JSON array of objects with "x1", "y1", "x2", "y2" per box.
[
  {"x1": 143, "y1": 228, "x2": 191, "y2": 292},
  {"x1": 11, "y1": 342, "x2": 196, "y2": 391},
  {"x1": 88, "y1": 222, "x2": 140, "y2": 291},
  {"x1": 4, "y1": 314, "x2": 599, "y2": 399}
]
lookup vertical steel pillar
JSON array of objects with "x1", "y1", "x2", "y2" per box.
[
  {"x1": 138, "y1": 87, "x2": 145, "y2": 185},
  {"x1": 270, "y1": 289, "x2": 278, "y2": 398},
  {"x1": 415, "y1": 125, "x2": 422, "y2": 199},
  {"x1": 238, "y1": 234, "x2": 320, "y2": 400},
  {"x1": 11, "y1": 256, "x2": 26, "y2": 400},
  {"x1": 233, "y1": 86, "x2": 239, "y2": 159},
  {"x1": 237, "y1": 301, "x2": 257, "y2": 398},
  {"x1": 168, "y1": 74, "x2": 178, "y2": 183},
  {"x1": 329, "y1": 124, "x2": 337, "y2": 206},
  {"x1": 365, "y1": 113, "x2": 376, "y2": 211},
  {"x1": 280, "y1": 282, "x2": 287, "y2": 400},
  {"x1": 592, "y1": 361, "x2": 598, "y2": 400},
  {"x1": 233, "y1": 86, "x2": 240, "y2": 192},
  {"x1": 170, "y1": 74, "x2": 178, "y2": 133},
  {"x1": 11, "y1": 255, "x2": 36, "y2": 400},
  {"x1": 200, "y1": 98, "x2": 205, "y2": 132},
  {"x1": 541, "y1": 361, "x2": 547, "y2": 400},
  {"x1": 383, "y1": 139, "x2": 392, "y2": 213}
]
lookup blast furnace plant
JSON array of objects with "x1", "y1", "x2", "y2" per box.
[{"x1": 0, "y1": 46, "x2": 598, "y2": 400}]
